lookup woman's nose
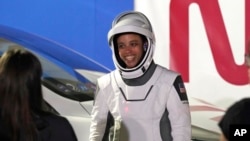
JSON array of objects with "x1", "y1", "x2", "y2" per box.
[{"x1": 123, "y1": 45, "x2": 132, "y2": 52}]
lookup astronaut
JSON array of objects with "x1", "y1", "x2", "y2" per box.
[{"x1": 89, "y1": 11, "x2": 191, "y2": 141}]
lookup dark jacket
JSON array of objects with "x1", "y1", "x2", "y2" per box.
[{"x1": 0, "y1": 112, "x2": 78, "y2": 141}]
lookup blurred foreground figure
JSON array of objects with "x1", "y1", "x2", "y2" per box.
[
  {"x1": 218, "y1": 98, "x2": 250, "y2": 141},
  {"x1": 0, "y1": 48, "x2": 77, "y2": 141}
]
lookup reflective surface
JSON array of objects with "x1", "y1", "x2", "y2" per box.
[{"x1": 0, "y1": 38, "x2": 95, "y2": 102}]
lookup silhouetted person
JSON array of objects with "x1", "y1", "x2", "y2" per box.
[
  {"x1": 218, "y1": 98, "x2": 250, "y2": 141},
  {"x1": 0, "y1": 48, "x2": 78, "y2": 141}
]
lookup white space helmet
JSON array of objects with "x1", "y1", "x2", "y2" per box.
[{"x1": 108, "y1": 11, "x2": 155, "y2": 79}]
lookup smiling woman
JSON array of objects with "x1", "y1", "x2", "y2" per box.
[
  {"x1": 90, "y1": 11, "x2": 191, "y2": 141},
  {"x1": 116, "y1": 33, "x2": 145, "y2": 68}
]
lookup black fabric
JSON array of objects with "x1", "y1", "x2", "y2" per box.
[
  {"x1": 218, "y1": 98, "x2": 250, "y2": 140},
  {"x1": 0, "y1": 125, "x2": 10, "y2": 141},
  {"x1": 160, "y1": 109, "x2": 173, "y2": 141},
  {"x1": 123, "y1": 61, "x2": 156, "y2": 86},
  {"x1": 173, "y1": 76, "x2": 188, "y2": 101},
  {"x1": 102, "y1": 112, "x2": 114, "y2": 141},
  {"x1": 0, "y1": 112, "x2": 78, "y2": 141},
  {"x1": 36, "y1": 113, "x2": 78, "y2": 141}
]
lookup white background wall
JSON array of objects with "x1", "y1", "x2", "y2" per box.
[{"x1": 135, "y1": 0, "x2": 249, "y2": 133}]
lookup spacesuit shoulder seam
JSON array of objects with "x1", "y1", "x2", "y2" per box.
[
  {"x1": 156, "y1": 65, "x2": 180, "y2": 85},
  {"x1": 97, "y1": 71, "x2": 114, "y2": 89}
]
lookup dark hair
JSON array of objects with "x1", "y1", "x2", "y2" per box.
[
  {"x1": 218, "y1": 98, "x2": 250, "y2": 140},
  {"x1": 0, "y1": 48, "x2": 44, "y2": 141}
]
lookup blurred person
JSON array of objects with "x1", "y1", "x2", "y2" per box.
[
  {"x1": 89, "y1": 11, "x2": 191, "y2": 141},
  {"x1": 0, "y1": 48, "x2": 77, "y2": 141},
  {"x1": 219, "y1": 41, "x2": 250, "y2": 141},
  {"x1": 218, "y1": 98, "x2": 250, "y2": 141}
]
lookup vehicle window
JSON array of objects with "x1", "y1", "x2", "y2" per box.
[{"x1": 0, "y1": 38, "x2": 95, "y2": 101}]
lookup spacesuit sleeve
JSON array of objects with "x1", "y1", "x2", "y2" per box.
[
  {"x1": 167, "y1": 75, "x2": 191, "y2": 141},
  {"x1": 89, "y1": 81, "x2": 109, "y2": 141}
]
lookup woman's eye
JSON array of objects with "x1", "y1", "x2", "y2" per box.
[
  {"x1": 118, "y1": 44, "x2": 125, "y2": 49},
  {"x1": 130, "y1": 42, "x2": 138, "y2": 47}
]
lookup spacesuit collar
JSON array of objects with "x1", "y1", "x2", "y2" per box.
[{"x1": 122, "y1": 61, "x2": 156, "y2": 86}]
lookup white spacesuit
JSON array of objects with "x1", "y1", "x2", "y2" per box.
[{"x1": 89, "y1": 11, "x2": 191, "y2": 141}]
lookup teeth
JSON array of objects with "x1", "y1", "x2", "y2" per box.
[{"x1": 125, "y1": 56, "x2": 134, "y2": 61}]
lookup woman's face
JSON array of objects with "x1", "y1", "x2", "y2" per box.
[{"x1": 117, "y1": 33, "x2": 144, "y2": 68}]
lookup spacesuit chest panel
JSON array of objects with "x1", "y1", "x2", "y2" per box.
[
  {"x1": 109, "y1": 67, "x2": 175, "y2": 118},
  {"x1": 107, "y1": 67, "x2": 176, "y2": 141},
  {"x1": 112, "y1": 68, "x2": 162, "y2": 101}
]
